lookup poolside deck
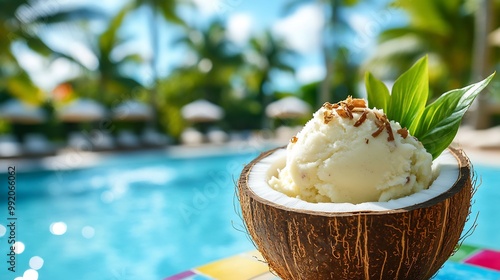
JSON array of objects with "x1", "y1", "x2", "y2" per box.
[
  {"x1": 165, "y1": 245, "x2": 500, "y2": 279},
  {"x1": 2, "y1": 125, "x2": 500, "y2": 172},
  {"x1": 453, "y1": 125, "x2": 500, "y2": 166}
]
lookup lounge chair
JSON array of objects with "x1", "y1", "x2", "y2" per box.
[
  {"x1": 0, "y1": 134, "x2": 22, "y2": 157},
  {"x1": 141, "y1": 128, "x2": 170, "y2": 146},
  {"x1": 207, "y1": 128, "x2": 228, "y2": 144},
  {"x1": 23, "y1": 133, "x2": 55, "y2": 155},
  {"x1": 90, "y1": 130, "x2": 115, "y2": 151},
  {"x1": 180, "y1": 128, "x2": 204, "y2": 145},
  {"x1": 116, "y1": 130, "x2": 140, "y2": 148},
  {"x1": 67, "y1": 132, "x2": 93, "y2": 152}
]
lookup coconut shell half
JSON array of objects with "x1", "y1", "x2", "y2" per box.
[{"x1": 238, "y1": 147, "x2": 472, "y2": 280}]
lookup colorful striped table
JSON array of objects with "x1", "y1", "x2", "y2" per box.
[{"x1": 165, "y1": 244, "x2": 500, "y2": 280}]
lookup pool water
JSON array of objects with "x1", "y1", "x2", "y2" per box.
[
  {"x1": 464, "y1": 164, "x2": 500, "y2": 251},
  {"x1": 0, "y1": 148, "x2": 499, "y2": 280},
  {"x1": 0, "y1": 148, "x2": 261, "y2": 280}
]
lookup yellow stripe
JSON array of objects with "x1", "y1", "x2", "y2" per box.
[{"x1": 196, "y1": 250, "x2": 270, "y2": 280}]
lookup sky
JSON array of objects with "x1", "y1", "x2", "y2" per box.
[{"x1": 16, "y1": 0, "x2": 406, "y2": 93}]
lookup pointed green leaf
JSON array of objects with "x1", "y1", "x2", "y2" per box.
[
  {"x1": 414, "y1": 90, "x2": 463, "y2": 138},
  {"x1": 365, "y1": 72, "x2": 390, "y2": 110},
  {"x1": 388, "y1": 56, "x2": 429, "y2": 133},
  {"x1": 417, "y1": 73, "x2": 495, "y2": 159},
  {"x1": 364, "y1": 55, "x2": 494, "y2": 159}
]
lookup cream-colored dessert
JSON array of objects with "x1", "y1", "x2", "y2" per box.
[{"x1": 269, "y1": 97, "x2": 433, "y2": 204}]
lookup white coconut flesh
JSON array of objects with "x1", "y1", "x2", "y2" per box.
[{"x1": 248, "y1": 148, "x2": 459, "y2": 213}]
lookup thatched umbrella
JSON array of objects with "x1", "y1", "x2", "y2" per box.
[
  {"x1": 58, "y1": 98, "x2": 107, "y2": 122},
  {"x1": 0, "y1": 99, "x2": 46, "y2": 124},
  {"x1": 112, "y1": 100, "x2": 153, "y2": 121},
  {"x1": 266, "y1": 96, "x2": 311, "y2": 119},
  {"x1": 181, "y1": 99, "x2": 224, "y2": 123}
]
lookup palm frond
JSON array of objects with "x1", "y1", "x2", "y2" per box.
[{"x1": 29, "y1": 6, "x2": 107, "y2": 24}]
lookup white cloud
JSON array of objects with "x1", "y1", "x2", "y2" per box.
[
  {"x1": 226, "y1": 13, "x2": 253, "y2": 45},
  {"x1": 191, "y1": 0, "x2": 246, "y2": 17},
  {"x1": 296, "y1": 65, "x2": 325, "y2": 84},
  {"x1": 191, "y1": 0, "x2": 223, "y2": 17},
  {"x1": 347, "y1": 13, "x2": 379, "y2": 50},
  {"x1": 272, "y1": 4, "x2": 324, "y2": 54},
  {"x1": 13, "y1": 43, "x2": 81, "y2": 90},
  {"x1": 66, "y1": 42, "x2": 99, "y2": 71},
  {"x1": 348, "y1": 14, "x2": 371, "y2": 35},
  {"x1": 41, "y1": 27, "x2": 99, "y2": 71},
  {"x1": 34, "y1": 58, "x2": 81, "y2": 90}
]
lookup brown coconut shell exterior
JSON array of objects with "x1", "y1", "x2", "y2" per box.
[{"x1": 238, "y1": 147, "x2": 472, "y2": 280}]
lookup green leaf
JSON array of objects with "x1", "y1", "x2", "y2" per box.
[
  {"x1": 416, "y1": 73, "x2": 495, "y2": 158},
  {"x1": 365, "y1": 72, "x2": 390, "y2": 110},
  {"x1": 387, "y1": 56, "x2": 429, "y2": 133},
  {"x1": 364, "y1": 55, "x2": 495, "y2": 160},
  {"x1": 414, "y1": 91, "x2": 463, "y2": 138},
  {"x1": 396, "y1": 0, "x2": 453, "y2": 36}
]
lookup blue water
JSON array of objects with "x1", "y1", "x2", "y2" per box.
[
  {"x1": 0, "y1": 149, "x2": 498, "y2": 280},
  {"x1": 463, "y1": 164, "x2": 500, "y2": 250},
  {"x1": 0, "y1": 148, "x2": 261, "y2": 280}
]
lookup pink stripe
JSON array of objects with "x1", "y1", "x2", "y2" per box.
[
  {"x1": 464, "y1": 249, "x2": 500, "y2": 271},
  {"x1": 164, "y1": 270, "x2": 196, "y2": 280}
]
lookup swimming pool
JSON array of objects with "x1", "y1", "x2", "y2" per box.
[
  {"x1": 0, "y1": 147, "x2": 498, "y2": 280},
  {"x1": 0, "y1": 146, "x2": 263, "y2": 280},
  {"x1": 464, "y1": 164, "x2": 500, "y2": 250}
]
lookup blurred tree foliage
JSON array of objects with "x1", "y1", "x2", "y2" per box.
[
  {"x1": 92, "y1": 4, "x2": 144, "y2": 105},
  {"x1": 158, "y1": 20, "x2": 243, "y2": 137},
  {"x1": 0, "y1": 1, "x2": 105, "y2": 140},
  {"x1": 242, "y1": 30, "x2": 297, "y2": 128},
  {"x1": 57, "y1": 3, "x2": 144, "y2": 106},
  {"x1": 157, "y1": 69, "x2": 203, "y2": 138},
  {"x1": 128, "y1": 0, "x2": 189, "y2": 128},
  {"x1": 300, "y1": 47, "x2": 360, "y2": 107},
  {"x1": 0, "y1": 0, "x2": 104, "y2": 104},
  {"x1": 174, "y1": 20, "x2": 242, "y2": 104},
  {"x1": 6, "y1": 0, "x2": 499, "y2": 142},
  {"x1": 363, "y1": 0, "x2": 500, "y2": 99},
  {"x1": 284, "y1": 0, "x2": 360, "y2": 106}
]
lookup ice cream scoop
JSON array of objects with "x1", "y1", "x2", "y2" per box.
[{"x1": 269, "y1": 97, "x2": 433, "y2": 204}]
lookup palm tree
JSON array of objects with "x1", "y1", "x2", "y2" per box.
[
  {"x1": 362, "y1": 0, "x2": 498, "y2": 98},
  {"x1": 175, "y1": 20, "x2": 242, "y2": 104},
  {"x1": 155, "y1": 20, "x2": 242, "y2": 137},
  {"x1": 284, "y1": 0, "x2": 359, "y2": 106},
  {"x1": 85, "y1": 4, "x2": 144, "y2": 104},
  {"x1": 244, "y1": 30, "x2": 296, "y2": 128},
  {"x1": 55, "y1": 6, "x2": 145, "y2": 107},
  {"x1": 298, "y1": 47, "x2": 360, "y2": 113},
  {"x1": 471, "y1": 0, "x2": 496, "y2": 128},
  {"x1": 0, "y1": 0, "x2": 104, "y2": 103},
  {"x1": 128, "y1": 0, "x2": 188, "y2": 126}
]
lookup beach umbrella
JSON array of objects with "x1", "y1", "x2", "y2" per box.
[
  {"x1": 266, "y1": 96, "x2": 311, "y2": 119},
  {"x1": 58, "y1": 98, "x2": 107, "y2": 122},
  {"x1": 0, "y1": 99, "x2": 46, "y2": 124},
  {"x1": 181, "y1": 99, "x2": 224, "y2": 123},
  {"x1": 112, "y1": 100, "x2": 152, "y2": 121}
]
